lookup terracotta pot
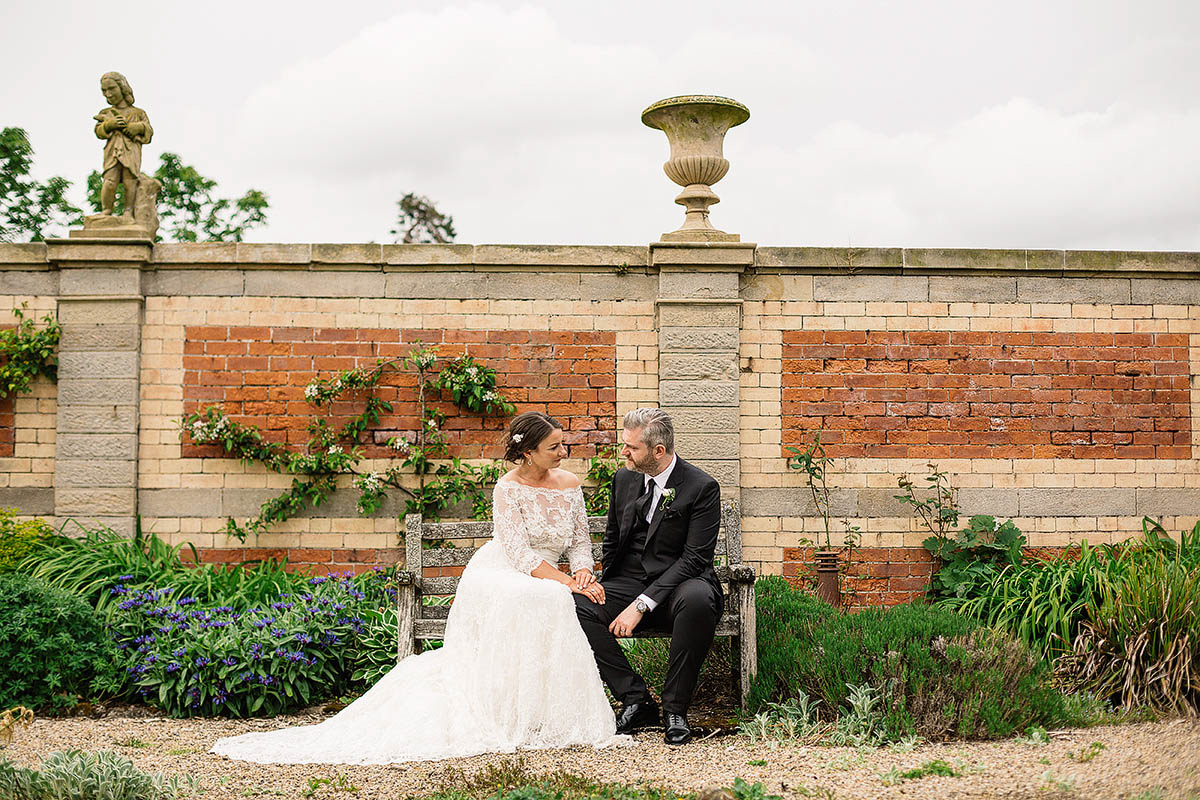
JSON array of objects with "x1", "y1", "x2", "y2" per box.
[{"x1": 814, "y1": 549, "x2": 841, "y2": 609}]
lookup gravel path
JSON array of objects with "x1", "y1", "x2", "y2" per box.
[{"x1": 4, "y1": 708, "x2": 1199, "y2": 799}]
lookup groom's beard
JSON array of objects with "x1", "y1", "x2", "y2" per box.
[{"x1": 626, "y1": 451, "x2": 659, "y2": 475}]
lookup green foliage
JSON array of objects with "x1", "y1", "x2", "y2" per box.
[
  {"x1": 0, "y1": 128, "x2": 82, "y2": 242},
  {"x1": 432, "y1": 355, "x2": 515, "y2": 415},
  {"x1": 0, "y1": 749, "x2": 186, "y2": 799},
  {"x1": 0, "y1": 574, "x2": 116, "y2": 712},
  {"x1": 18, "y1": 522, "x2": 311, "y2": 614},
  {"x1": 183, "y1": 344, "x2": 513, "y2": 541},
  {"x1": 430, "y1": 757, "x2": 691, "y2": 800},
  {"x1": 745, "y1": 576, "x2": 832, "y2": 713},
  {"x1": 86, "y1": 152, "x2": 268, "y2": 242},
  {"x1": 785, "y1": 432, "x2": 835, "y2": 549},
  {"x1": 617, "y1": 635, "x2": 732, "y2": 707},
  {"x1": 747, "y1": 577, "x2": 1067, "y2": 741},
  {"x1": 1056, "y1": 529, "x2": 1200, "y2": 716},
  {"x1": 728, "y1": 778, "x2": 782, "y2": 800},
  {"x1": 584, "y1": 444, "x2": 620, "y2": 516},
  {"x1": 108, "y1": 569, "x2": 395, "y2": 717},
  {"x1": 878, "y1": 758, "x2": 966, "y2": 785},
  {"x1": 0, "y1": 509, "x2": 53, "y2": 573},
  {"x1": 923, "y1": 515, "x2": 1026, "y2": 600},
  {"x1": 0, "y1": 304, "x2": 60, "y2": 400},
  {"x1": 895, "y1": 463, "x2": 959, "y2": 540},
  {"x1": 302, "y1": 772, "x2": 359, "y2": 796},
  {"x1": 738, "y1": 692, "x2": 824, "y2": 743},
  {"x1": 939, "y1": 517, "x2": 1200, "y2": 663},
  {"x1": 390, "y1": 192, "x2": 456, "y2": 243},
  {"x1": 348, "y1": 589, "x2": 402, "y2": 687}
]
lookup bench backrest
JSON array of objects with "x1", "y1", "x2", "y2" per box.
[{"x1": 404, "y1": 499, "x2": 742, "y2": 598}]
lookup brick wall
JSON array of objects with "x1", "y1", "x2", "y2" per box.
[
  {"x1": 0, "y1": 295, "x2": 57, "y2": 508},
  {"x1": 783, "y1": 545, "x2": 934, "y2": 608},
  {"x1": 782, "y1": 330, "x2": 1191, "y2": 460},
  {"x1": 180, "y1": 325, "x2": 617, "y2": 460},
  {"x1": 2, "y1": 244, "x2": 1198, "y2": 604}
]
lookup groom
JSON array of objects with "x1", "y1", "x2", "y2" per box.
[{"x1": 574, "y1": 408, "x2": 724, "y2": 745}]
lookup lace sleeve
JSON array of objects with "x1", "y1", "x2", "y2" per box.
[
  {"x1": 492, "y1": 482, "x2": 544, "y2": 574},
  {"x1": 566, "y1": 486, "x2": 594, "y2": 574}
]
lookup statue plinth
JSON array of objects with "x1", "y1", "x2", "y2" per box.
[
  {"x1": 641, "y1": 95, "x2": 750, "y2": 242},
  {"x1": 72, "y1": 213, "x2": 155, "y2": 239}
]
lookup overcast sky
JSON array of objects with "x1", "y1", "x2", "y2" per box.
[{"x1": 4, "y1": 1, "x2": 1199, "y2": 250}]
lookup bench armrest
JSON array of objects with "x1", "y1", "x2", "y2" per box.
[{"x1": 728, "y1": 564, "x2": 756, "y2": 584}]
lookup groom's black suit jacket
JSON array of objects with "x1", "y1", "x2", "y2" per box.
[{"x1": 601, "y1": 457, "x2": 722, "y2": 608}]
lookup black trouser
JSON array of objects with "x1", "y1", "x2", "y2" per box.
[{"x1": 574, "y1": 573, "x2": 723, "y2": 715}]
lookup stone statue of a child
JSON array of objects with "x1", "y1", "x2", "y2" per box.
[{"x1": 94, "y1": 71, "x2": 153, "y2": 219}]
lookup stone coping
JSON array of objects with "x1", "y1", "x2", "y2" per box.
[{"x1": 1, "y1": 243, "x2": 1198, "y2": 277}]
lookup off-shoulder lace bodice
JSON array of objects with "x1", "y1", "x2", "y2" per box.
[{"x1": 492, "y1": 480, "x2": 593, "y2": 575}]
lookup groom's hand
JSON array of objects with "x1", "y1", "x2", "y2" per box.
[{"x1": 608, "y1": 602, "x2": 644, "y2": 637}]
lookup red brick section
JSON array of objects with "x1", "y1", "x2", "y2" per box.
[
  {"x1": 783, "y1": 544, "x2": 1082, "y2": 609},
  {"x1": 182, "y1": 327, "x2": 616, "y2": 459},
  {"x1": 784, "y1": 546, "x2": 935, "y2": 609},
  {"x1": 782, "y1": 330, "x2": 1192, "y2": 459}
]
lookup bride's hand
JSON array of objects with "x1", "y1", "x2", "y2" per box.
[{"x1": 568, "y1": 575, "x2": 605, "y2": 604}]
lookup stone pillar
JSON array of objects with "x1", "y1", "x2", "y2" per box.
[
  {"x1": 653, "y1": 242, "x2": 755, "y2": 495},
  {"x1": 46, "y1": 238, "x2": 150, "y2": 536}
]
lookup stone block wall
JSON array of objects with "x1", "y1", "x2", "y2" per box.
[{"x1": 1, "y1": 241, "x2": 1197, "y2": 597}]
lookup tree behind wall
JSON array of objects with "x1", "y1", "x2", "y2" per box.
[
  {"x1": 0, "y1": 127, "x2": 82, "y2": 243},
  {"x1": 86, "y1": 152, "x2": 269, "y2": 242},
  {"x1": 390, "y1": 193, "x2": 456, "y2": 243}
]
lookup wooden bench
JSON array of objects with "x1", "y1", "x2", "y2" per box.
[{"x1": 394, "y1": 500, "x2": 758, "y2": 709}]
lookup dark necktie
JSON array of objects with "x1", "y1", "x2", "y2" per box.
[{"x1": 636, "y1": 478, "x2": 654, "y2": 518}]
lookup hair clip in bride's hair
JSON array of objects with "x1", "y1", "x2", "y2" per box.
[{"x1": 511, "y1": 433, "x2": 523, "y2": 443}]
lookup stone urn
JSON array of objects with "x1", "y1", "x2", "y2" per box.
[{"x1": 641, "y1": 95, "x2": 750, "y2": 242}]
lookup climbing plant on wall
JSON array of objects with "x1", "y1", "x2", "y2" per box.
[
  {"x1": 182, "y1": 343, "x2": 515, "y2": 542},
  {"x1": 0, "y1": 304, "x2": 59, "y2": 399}
]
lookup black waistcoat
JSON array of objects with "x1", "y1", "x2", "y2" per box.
[{"x1": 614, "y1": 494, "x2": 651, "y2": 582}]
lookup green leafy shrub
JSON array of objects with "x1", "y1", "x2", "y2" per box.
[
  {"x1": 940, "y1": 518, "x2": 1200, "y2": 661},
  {"x1": 0, "y1": 575, "x2": 115, "y2": 712},
  {"x1": 745, "y1": 576, "x2": 831, "y2": 713},
  {"x1": 924, "y1": 515, "x2": 1026, "y2": 600},
  {"x1": 0, "y1": 509, "x2": 53, "y2": 573},
  {"x1": 748, "y1": 577, "x2": 1066, "y2": 740},
  {"x1": 618, "y1": 635, "x2": 733, "y2": 707},
  {"x1": 108, "y1": 569, "x2": 395, "y2": 717},
  {"x1": 1057, "y1": 545, "x2": 1200, "y2": 716},
  {"x1": 19, "y1": 522, "x2": 312, "y2": 614},
  {"x1": 0, "y1": 749, "x2": 185, "y2": 799}
]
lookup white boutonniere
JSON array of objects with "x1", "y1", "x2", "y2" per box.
[{"x1": 658, "y1": 488, "x2": 676, "y2": 514}]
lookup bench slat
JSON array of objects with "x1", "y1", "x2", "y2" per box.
[
  {"x1": 415, "y1": 612, "x2": 742, "y2": 640},
  {"x1": 414, "y1": 536, "x2": 727, "y2": 569},
  {"x1": 421, "y1": 562, "x2": 742, "y2": 596}
]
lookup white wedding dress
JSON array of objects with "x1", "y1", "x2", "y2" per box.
[{"x1": 211, "y1": 481, "x2": 627, "y2": 764}]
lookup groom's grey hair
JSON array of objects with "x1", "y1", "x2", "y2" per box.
[{"x1": 623, "y1": 407, "x2": 674, "y2": 453}]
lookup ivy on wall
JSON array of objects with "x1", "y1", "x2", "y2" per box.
[
  {"x1": 0, "y1": 305, "x2": 59, "y2": 399},
  {"x1": 182, "y1": 343, "x2": 515, "y2": 542}
]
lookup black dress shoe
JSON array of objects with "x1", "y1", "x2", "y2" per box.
[
  {"x1": 615, "y1": 700, "x2": 660, "y2": 734},
  {"x1": 663, "y1": 712, "x2": 691, "y2": 745}
]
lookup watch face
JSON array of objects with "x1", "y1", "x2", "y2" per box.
[{"x1": 636, "y1": 600, "x2": 649, "y2": 613}]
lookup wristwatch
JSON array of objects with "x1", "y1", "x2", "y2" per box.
[{"x1": 634, "y1": 598, "x2": 650, "y2": 614}]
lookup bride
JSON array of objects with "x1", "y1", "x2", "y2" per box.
[{"x1": 211, "y1": 412, "x2": 627, "y2": 764}]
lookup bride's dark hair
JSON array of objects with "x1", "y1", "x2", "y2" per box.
[{"x1": 503, "y1": 411, "x2": 563, "y2": 463}]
